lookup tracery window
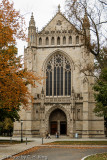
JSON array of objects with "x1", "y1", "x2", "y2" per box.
[{"x1": 46, "y1": 53, "x2": 71, "y2": 96}]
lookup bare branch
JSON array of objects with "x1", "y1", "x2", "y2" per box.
[
  {"x1": 96, "y1": 21, "x2": 107, "y2": 25},
  {"x1": 99, "y1": 0, "x2": 107, "y2": 5}
]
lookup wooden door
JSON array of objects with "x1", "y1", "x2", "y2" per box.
[{"x1": 50, "y1": 121, "x2": 57, "y2": 135}]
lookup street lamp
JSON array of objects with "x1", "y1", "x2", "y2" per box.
[{"x1": 20, "y1": 120, "x2": 23, "y2": 142}]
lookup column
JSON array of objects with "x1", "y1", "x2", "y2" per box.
[
  {"x1": 82, "y1": 78, "x2": 89, "y2": 138},
  {"x1": 57, "y1": 120, "x2": 60, "y2": 134}
]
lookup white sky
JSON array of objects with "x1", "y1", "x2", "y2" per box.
[{"x1": 13, "y1": 0, "x2": 66, "y2": 56}]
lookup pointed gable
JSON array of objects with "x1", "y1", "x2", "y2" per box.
[{"x1": 40, "y1": 12, "x2": 76, "y2": 34}]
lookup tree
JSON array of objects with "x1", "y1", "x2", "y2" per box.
[
  {"x1": 98, "y1": 0, "x2": 107, "y2": 5},
  {"x1": 0, "y1": 0, "x2": 42, "y2": 122},
  {"x1": 65, "y1": 0, "x2": 107, "y2": 64},
  {"x1": 0, "y1": 0, "x2": 26, "y2": 48},
  {"x1": 93, "y1": 66, "x2": 107, "y2": 135},
  {"x1": 65, "y1": 0, "x2": 107, "y2": 119},
  {"x1": 65, "y1": 0, "x2": 107, "y2": 134},
  {"x1": 93, "y1": 67, "x2": 107, "y2": 117},
  {"x1": 79, "y1": 47, "x2": 107, "y2": 78},
  {"x1": 3, "y1": 118, "x2": 13, "y2": 136},
  {"x1": 0, "y1": 118, "x2": 13, "y2": 136}
]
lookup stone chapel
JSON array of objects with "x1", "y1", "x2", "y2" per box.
[{"x1": 13, "y1": 6, "x2": 105, "y2": 138}]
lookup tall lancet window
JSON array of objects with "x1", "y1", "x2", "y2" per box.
[
  {"x1": 57, "y1": 37, "x2": 60, "y2": 45},
  {"x1": 51, "y1": 37, "x2": 54, "y2": 45},
  {"x1": 39, "y1": 37, "x2": 42, "y2": 45},
  {"x1": 63, "y1": 36, "x2": 66, "y2": 44},
  {"x1": 69, "y1": 36, "x2": 72, "y2": 44},
  {"x1": 46, "y1": 37, "x2": 49, "y2": 45},
  {"x1": 76, "y1": 36, "x2": 79, "y2": 44},
  {"x1": 46, "y1": 53, "x2": 71, "y2": 96}
]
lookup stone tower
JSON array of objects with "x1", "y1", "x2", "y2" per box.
[
  {"x1": 28, "y1": 13, "x2": 36, "y2": 47},
  {"x1": 13, "y1": 6, "x2": 105, "y2": 138}
]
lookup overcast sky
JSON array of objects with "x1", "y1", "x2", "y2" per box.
[{"x1": 13, "y1": 0, "x2": 66, "y2": 56}]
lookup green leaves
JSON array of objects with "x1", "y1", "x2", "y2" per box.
[{"x1": 93, "y1": 68, "x2": 107, "y2": 117}]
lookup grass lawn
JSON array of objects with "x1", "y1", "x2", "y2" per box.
[
  {"x1": 85, "y1": 153, "x2": 107, "y2": 160},
  {"x1": 47, "y1": 141, "x2": 107, "y2": 145}
]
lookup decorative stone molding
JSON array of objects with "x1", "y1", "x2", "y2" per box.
[{"x1": 45, "y1": 104, "x2": 71, "y2": 135}]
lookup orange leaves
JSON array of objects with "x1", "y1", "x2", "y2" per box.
[
  {"x1": 0, "y1": 0, "x2": 26, "y2": 48},
  {"x1": 0, "y1": 0, "x2": 43, "y2": 113},
  {"x1": 0, "y1": 47, "x2": 43, "y2": 112}
]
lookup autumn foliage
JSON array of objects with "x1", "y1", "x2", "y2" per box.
[
  {"x1": 0, "y1": 0, "x2": 26, "y2": 47},
  {"x1": 0, "y1": 0, "x2": 42, "y2": 121}
]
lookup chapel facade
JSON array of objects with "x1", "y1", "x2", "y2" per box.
[{"x1": 13, "y1": 6, "x2": 105, "y2": 138}]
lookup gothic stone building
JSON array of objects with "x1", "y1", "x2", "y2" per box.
[{"x1": 13, "y1": 7, "x2": 105, "y2": 138}]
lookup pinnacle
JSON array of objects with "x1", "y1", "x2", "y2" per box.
[
  {"x1": 29, "y1": 12, "x2": 35, "y2": 27},
  {"x1": 58, "y1": 4, "x2": 61, "y2": 12},
  {"x1": 83, "y1": 11, "x2": 90, "y2": 28}
]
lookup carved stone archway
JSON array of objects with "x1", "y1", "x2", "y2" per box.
[
  {"x1": 49, "y1": 109, "x2": 67, "y2": 135},
  {"x1": 45, "y1": 104, "x2": 71, "y2": 135}
]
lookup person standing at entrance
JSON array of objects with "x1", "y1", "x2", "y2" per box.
[
  {"x1": 57, "y1": 132, "x2": 59, "y2": 138},
  {"x1": 56, "y1": 132, "x2": 59, "y2": 138},
  {"x1": 55, "y1": 132, "x2": 57, "y2": 138}
]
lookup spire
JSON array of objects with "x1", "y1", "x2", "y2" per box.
[
  {"x1": 28, "y1": 12, "x2": 36, "y2": 47},
  {"x1": 83, "y1": 11, "x2": 90, "y2": 39},
  {"x1": 29, "y1": 12, "x2": 35, "y2": 27},
  {"x1": 58, "y1": 4, "x2": 61, "y2": 12},
  {"x1": 83, "y1": 12, "x2": 90, "y2": 28}
]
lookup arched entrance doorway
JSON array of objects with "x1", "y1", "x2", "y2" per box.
[{"x1": 49, "y1": 109, "x2": 67, "y2": 135}]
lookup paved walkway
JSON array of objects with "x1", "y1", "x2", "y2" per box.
[
  {"x1": 0, "y1": 137, "x2": 107, "y2": 160},
  {"x1": 0, "y1": 137, "x2": 53, "y2": 160},
  {"x1": 22, "y1": 147, "x2": 107, "y2": 160}
]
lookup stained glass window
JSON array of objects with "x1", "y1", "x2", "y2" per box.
[{"x1": 46, "y1": 53, "x2": 71, "y2": 96}]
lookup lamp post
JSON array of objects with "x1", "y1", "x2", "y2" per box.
[{"x1": 20, "y1": 120, "x2": 23, "y2": 142}]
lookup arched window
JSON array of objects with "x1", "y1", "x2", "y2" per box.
[
  {"x1": 69, "y1": 36, "x2": 72, "y2": 44},
  {"x1": 51, "y1": 37, "x2": 54, "y2": 45},
  {"x1": 46, "y1": 37, "x2": 49, "y2": 45},
  {"x1": 76, "y1": 36, "x2": 79, "y2": 44},
  {"x1": 63, "y1": 36, "x2": 66, "y2": 44},
  {"x1": 57, "y1": 37, "x2": 60, "y2": 45},
  {"x1": 46, "y1": 53, "x2": 71, "y2": 96},
  {"x1": 39, "y1": 37, "x2": 42, "y2": 45}
]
